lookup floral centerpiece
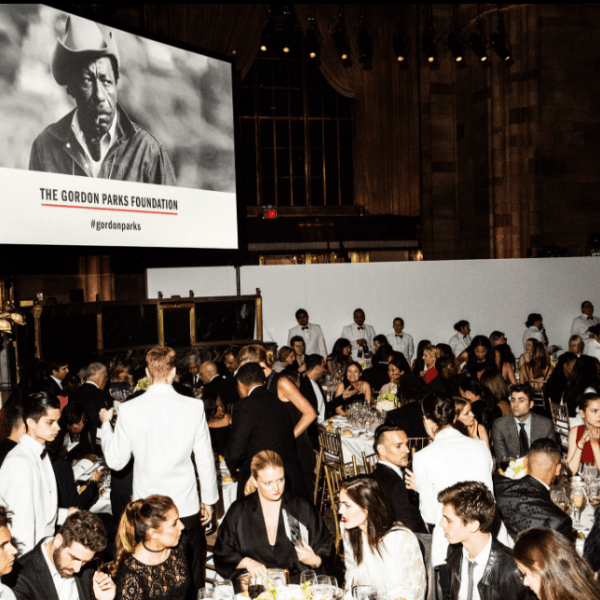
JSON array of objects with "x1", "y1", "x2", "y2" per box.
[
  {"x1": 133, "y1": 376, "x2": 152, "y2": 393},
  {"x1": 499, "y1": 456, "x2": 527, "y2": 479},
  {"x1": 376, "y1": 390, "x2": 397, "y2": 412}
]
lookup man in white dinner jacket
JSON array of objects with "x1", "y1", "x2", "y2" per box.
[
  {"x1": 341, "y1": 308, "x2": 376, "y2": 362},
  {"x1": 100, "y1": 345, "x2": 218, "y2": 595},
  {"x1": 571, "y1": 300, "x2": 600, "y2": 342},
  {"x1": 0, "y1": 392, "x2": 70, "y2": 554},
  {"x1": 287, "y1": 308, "x2": 327, "y2": 358}
]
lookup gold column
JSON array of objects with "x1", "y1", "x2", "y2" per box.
[
  {"x1": 256, "y1": 288, "x2": 263, "y2": 342},
  {"x1": 32, "y1": 304, "x2": 43, "y2": 359}
]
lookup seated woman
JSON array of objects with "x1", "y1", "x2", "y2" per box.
[
  {"x1": 332, "y1": 362, "x2": 372, "y2": 415},
  {"x1": 519, "y1": 341, "x2": 554, "y2": 413},
  {"x1": 327, "y1": 338, "x2": 352, "y2": 376},
  {"x1": 109, "y1": 494, "x2": 189, "y2": 600},
  {"x1": 518, "y1": 337, "x2": 536, "y2": 371},
  {"x1": 495, "y1": 343, "x2": 518, "y2": 385},
  {"x1": 563, "y1": 355, "x2": 600, "y2": 422},
  {"x1": 479, "y1": 368, "x2": 511, "y2": 416},
  {"x1": 458, "y1": 378, "x2": 499, "y2": 433},
  {"x1": 453, "y1": 396, "x2": 490, "y2": 449},
  {"x1": 214, "y1": 451, "x2": 333, "y2": 584},
  {"x1": 108, "y1": 360, "x2": 133, "y2": 401},
  {"x1": 203, "y1": 390, "x2": 232, "y2": 457},
  {"x1": 411, "y1": 339, "x2": 431, "y2": 377},
  {"x1": 55, "y1": 401, "x2": 94, "y2": 462},
  {"x1": 569, "y1": 334, "x2": 585, "y2": 356},
  {"x1": 566, "y1": 392, "x2": 600, "y2": 475},
  {"x1": 340, "y1": 476, "x2": 426, "y2": 600},
  {"x1": 272, "y1": 346, "x2": 295, "y2": 373},
  {"x1": 421, "y1": 344, "x2": 438, "y2": 384},
  {"x1": 460, "y1": 335, "x2": 499, "y2": 380},
  {"x1": 514, "y1": 527, "x2": 600, "y2": 600},
  {"x1": 380, "y1": 352, "x2": 411, "y2": 398},
  {"x1": 544, "y1": 351, "x2": 577, "y2": 407}
]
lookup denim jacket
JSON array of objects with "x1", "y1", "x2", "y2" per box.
[{"x1": 29, "y1": 105, "x2": 175, "y2": 185}]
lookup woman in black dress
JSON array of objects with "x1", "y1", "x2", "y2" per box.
[
  {"x1": 203, "y1": 391, "x2": 231, "y2": 457},
  {"x1": 109, "y1": 494, "x2": 189, "y2": 600},
  {"x1": 214, "y1": 451, "x2": 333, "y2": 585},
  {"x1": 332, "y1": 362, "x2": 372, "y2": 415}
]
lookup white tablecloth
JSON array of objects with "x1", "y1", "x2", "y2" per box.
[
  {"x1": 329, "y1": 417, "x2": 376, "y2": 464},
  {"x1": 215, "y1": 459, "x2": 238, "y2": 523}
]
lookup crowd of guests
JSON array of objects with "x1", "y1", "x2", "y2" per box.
[{"x1": 1, "y1": 300, "x2": 600, "y2": 599}]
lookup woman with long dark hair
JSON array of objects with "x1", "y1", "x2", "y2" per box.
[
  {"x1": 332, "y1": 362, "x2": 372, "y2": 415},
  {"x1": 109, "y1": 495, "x2": 188, "y2": 600},
  {"x1": 462, "y1": 335, "x2": 498, "y2": 380},
  {"x1": 563, "y1": 355, "x2": 600, "y2": 419},
  {"x1": 544, "y1": 351, "x2": 577, "y2": 407},
  {"x1": 327, "y1": 338, "x2": 352, "y2": 376},
  {"x1": 459, "y1": 377, "x2": 500, "y2": 432},
  {"x1": 339, "y1": 476, "x2": 426, "y2": 599},
  {"x1": 519, "y1": 341, "x2": 554, "y2": 398},
  {"x1": 479, "y1": 368, "x2": 511, "y2": 416},
  {"x1": 513, "y1": 527, "x2": 600, "y2": 600},
  {"x1": 380, "y1": 352, "x2": 411, "y2": 399},
  {"x1": 411, "y1": 339, "x2": 431, "y2": 377},
  {"x1": 495, "y1": 343, "x2": 518, "y2": 385},
  {"x1": 202, "y1": 390, "x2": 231, "y2": 457}
]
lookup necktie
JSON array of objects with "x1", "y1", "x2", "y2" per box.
[
  {"x1": 302, "y1": 326, "x2": 309, "y2": 330},
  {"x1": 40, "y1": 448, "x2": 48, "y2": 460},
  {"x1": 396, "y1": 334, "x2": 403, "y2": 339},
  {"x1": 466, "y1": 560, "x2": 475, "y2": 600},
  {"x1": 357, "y1": 326, "x2": 364, "y2": 330},
  {"x1": 519, "y1": 423, "x2": 529, "y2": 456}
]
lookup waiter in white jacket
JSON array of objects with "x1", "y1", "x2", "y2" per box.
[
  {"x1": 287, "y1": 308, "x2": 327, "y2": 358},
  {"x1": 100, "y1": 345, "x2": 218, "y2": 593}
]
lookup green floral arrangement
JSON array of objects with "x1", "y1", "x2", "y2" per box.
[
  {"x1": 133, "y1": 376, "x2": 152, "y2": 392},
  {"x1": 300, "y1": 582, "x2": 313, "y2": 600},
  {"x1": 376, "y1": 390, "x2": 397, "y2": 410}
]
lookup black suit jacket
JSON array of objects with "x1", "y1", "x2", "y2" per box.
[
  {"x1": 385, "y1": 401, "x2": 428, "y2": 438},
  {"x1": 299, "y1": 376, "x2": 327, "y2": 449},
  {"x1": 494, "y1": 473, "x2": 573, "y2": 541},
  {"x1": 446, "y1": 538, "x2": 534, "y2": 600},
  {"x1": 51, "y1": 455, "x2": 99, "y2": 510},
  {"x1": 0, "y1": 438, "x2": 17, "y2": 468},
  {"x1": 10, "y1": 539, "x2": 95, "y2": 600},
  {"x1": 41, "y1": 378, "x2": 64, "y2": 399},
  {"x1": 225, "y1": 386, "x2": 305, "y2": 499},
  {"x1": 203, "y1": 375, "x2": 238, "y2": 405},
  {"x1": 70, "y1": 383, "x2": 111, "y2": 453},
  {"x1": 362, "y1": 363, "x2": 389, "y2": 394},
  {"x1": 370, "y1": 463, "x2": 427, "y2": 533}
]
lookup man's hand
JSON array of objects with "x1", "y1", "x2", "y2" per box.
[
  {"x1": 93, "y1": 571, "x2": 116, "y2": 600},
  {"x1": 90, "y1": 468, "x2": 103, "y2": 483},
  {"x1": 404, "y1": 468, "x2": 418, "y2": 493},
  {"x1": 356, "y1": 338, "x2": 367, "y2": 346},
  {"x1": 67, "y1": 507, "x2": 79, "y2": 517},
  {"x1": 200, "y1": 503, "x2": 213, "y2": 525},
  {"x1": 99, "y1": 408, "x2": 114, "y2": 424}
]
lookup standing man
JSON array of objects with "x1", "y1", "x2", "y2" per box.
[
  {"x1": 290, "y1": 337, "x2": 307, "y2": 373},
  {"x1": 572, "y1": 301, "x2": 600, "y2": 342},
  {"x1": 287, "y1": 309, "x2": 327, "y2": 358},
  {"x1": 99, "y1": 346, "x2": 218, "y2": 594},
  {"x1": 449, "y1": 320, "x2": 471, "y2": 358},
  {"x1": 0, "y1": 393, "x2": 69, "y2": 554},
  {"x1": 386, "y1": 318, "x2": 414, "y2": 364},
  {"x1": 181, "y1": 355, "x2": 203, "y2": 391},
  {"x1": 30, "y1": 15, "x2": 174, "y2": 184},
  {"x1": 42, "y1": 358, "x2": 69, "y2": 399},
  {"x1": 0, "y1": 405, "x2": 25, "y2": 468},
  {"x1": 370, "y1": 425, "x2": 426, "y2": 533},
  {"x1": 439, "y1": 481, "x2": 531, "y2": 600},
  {"x1": 299, "y1": 354, "x2": 328, "y2": 449},
  {"x1": 491, "y1": 384, "x2": 557, "y2": 462},
  {"x1": 341, "y1": 308, "x2": 376, "y2": 361}
]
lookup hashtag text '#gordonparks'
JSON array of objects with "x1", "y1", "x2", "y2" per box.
[{"x1": 92, "y1": 220, "x2": 141, "y2": 232}]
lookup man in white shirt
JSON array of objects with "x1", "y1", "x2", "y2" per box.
[
  {"x1": 100, "y1": 346, "x2": 218, "y2": 592},
  {"x1": 341, "y1": 308, "x2": 376, "y2": 361},
  {"x1": 385, "y1": 317, "x2": 414, "y2": 363},
  {"x1": 0, "y1": 392, "x2": 70, "y2": 554},
  {"x1": 0, "y1": 506, "x2": 18, "y2": 600},
  {"x1": 584, "y1": 324, "x2": 600, "y2": 360},
  {"x1": 10, "y1": 510, "x2": 115, "y2": 600},
  {"x1": 449, "y1": 320, "x2": 472, "y2": 358},
  {"x1": 287, "y1": 309, "x2": 327, "y2": 358},
  {"x1": 571, "y1": 300, "x2": 600, "y2": 342},
  {"x1": 439, "y1": 481, "x2": 529, "y2": 600}
]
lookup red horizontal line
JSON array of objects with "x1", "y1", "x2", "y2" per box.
[{"x1": 41, "y1": 203, "x2": 177, "y2": 216}]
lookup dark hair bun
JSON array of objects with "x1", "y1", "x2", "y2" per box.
[{"x1": 421, "y1": 392, "x2": 455, "y2": 427}]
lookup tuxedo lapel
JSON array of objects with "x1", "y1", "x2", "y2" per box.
[{"x1": 32, "y1": 544, "x2": 60, "y2": 600}]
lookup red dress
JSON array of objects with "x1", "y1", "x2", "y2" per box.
[
  {"x1": 576, "y1": 425, "x2": 596, "y2": 464},
  {"x1": 424, "y1": 366, "x2": 438, "y2": 384}
]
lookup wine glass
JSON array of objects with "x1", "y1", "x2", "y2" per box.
[
  {"x1": 248, "y1": 575, "x2": 267, "y2": 599},
  {"x1": 550, "y1": 489, "x2": 568, "y2": 512},
  {"x1": 300, "y1": 570, "x2": 317, "y2": 587},
  {"x1": 352, "y1": 585, "x2": 377, "y2": 600},
  {"x1": 571, "y1": 485, "x2": 585, "y2": 527},
  {"x1": 589, "y1": 479, "x2": 600, "y2": 507},
  {"x1": 212, "y1": 581, "x2": 234, "y2": 600},
  {"x1": 267, "y1": 571, "x2": 287, "y2": 591},
  {"x1": 197, "y1": 588, "x2": 213, "y2": 600}
]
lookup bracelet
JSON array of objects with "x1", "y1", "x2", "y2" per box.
[{"x1": 577, "y1": 445, "x2": 585, "y2": 451}]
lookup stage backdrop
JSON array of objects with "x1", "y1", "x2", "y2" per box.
[{"x1": 146, "y1": 257, "x2": 600, "y2": 357}]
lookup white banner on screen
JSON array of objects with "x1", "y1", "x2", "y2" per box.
[{"x1": 0, "y1": 168, "x2": 237, "y2": 248}]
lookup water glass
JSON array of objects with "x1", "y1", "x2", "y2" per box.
[
  {"x1": 589, "y1": 479, "x2": 600, "y2": 507},
  {"x1": 300, "y1": 570, "x2": 317, "y2": 586},
  {"x1": 312, "y1": 583, "x2": 333, "y2": 600},
  {"x1": 198, "y1": 587, "x2": 213, "y2": 600},
  {"x1": 212, "y1": 581, "x2": 234, "y2": 600},
  {"x1": 267, "y1": 571, "x2": 287, "y2": 590},
  {"x1": 352, "y1": 585, "x2": 377, "y2": 600}
]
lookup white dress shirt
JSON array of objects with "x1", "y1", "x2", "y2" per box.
[
  {"x1": 310, "y1": 378, "x2": 327, "y2": 423},
  {"x1": 41, "y1": 538, "x2": 79, "y2": 600},
  {"x1": 0, "y1": 435, "x2": 59, "y2": 554},
  {"x1": 0, "y1": 583, "x2": 16, "y2": 600},
  {"x1": 522, "y1": 326, "x2": 545, "y2": 352},
  {"x1": 449, "y1": 333, "x2": 471, "y2": 358},
  {"x1": 412, "y1": 428, "x2": 498, "y2": 566},
  {"x1": 379, "y1": 460, "x2": 403, "y2": 479},
  {"x1": 341, "y1": 323, "x2": 376, "y2": 361},
  {"x1": 101, "y1": 384, "x2": 219, "y2": 517},
  {"x1": 71, "y1": 109, "x2": 118, "y2": 178},
  {"x1": 571, "y1": 313, "x2": 600, "y2": 342},
  {"x1": 458, "y1": 535, "x2": 493, "y2": 600},
  {"x1": 287, "y1": 323, "x2": 327, "y2": 358},
  {"x1": 386, "y1": 332, "x2": 414, "y2": 363},
  {"x1": 584, "y1": 338, "x2": 600, "y2": 361}
]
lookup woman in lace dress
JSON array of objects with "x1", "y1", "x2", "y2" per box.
[
  {"x1": 109, "y1": 495, "x2": 189, "y2": 600},
  {"x1": 339, "y1": 476, "x2": 426, "y2": 600}
]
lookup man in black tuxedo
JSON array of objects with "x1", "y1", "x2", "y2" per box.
[
  {"x1": 10, "y1": 510, "x2": 115, "y2": 600},
  {"x1": 369, "y1": 424, "x2": 427, "y2": 533},
  {"x1": 70, "y1": 363, "x2": 111, "y2": 454},
  {"x1": 225, "y1": 362, "x2": 305, "y2": 499},
  {"x1": 0, "y1": 403, "x2": 25, "y2": 468},
  {"x1": 180, "y1": 355, "x2": 203, "y2": 390},
  {"x1": 41, "y1": 358, "x2": 69, "y2": 399},
  {"x1": 199, "y1": 361, "x2": 237, "y2": 405},
  {"x1": 494, "y1": 438, "x2": 573, "y2": 541},
  {"x1": 299, "y1": 354, "x2": 328, "y2": 449},
  {"x1": 427, "y1": 356, "x2": 465, "y2": 397},
  {"x1": 362, "y1": 344, "x2": 394, "y2": 394}
]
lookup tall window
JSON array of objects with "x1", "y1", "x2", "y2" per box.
[{"x1": 236, "y1": 29, "x2": 354, "y2": 208}]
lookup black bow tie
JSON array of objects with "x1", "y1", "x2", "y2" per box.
[
  {"x1": 396, "y1": 334, "x2": 403, "y2": 339},
  {"x1": 357, "y1": 326, "x2": 364, "y2": 330},
  {"x1": 302, "y1": 326, "x2": 309, "y2": 330},
  {"x1": 40, "y1": 448, "x2": 48, "y2": 460},
  {"x1": 588, "y1": 316, "x2": 593, "y2": 320}
]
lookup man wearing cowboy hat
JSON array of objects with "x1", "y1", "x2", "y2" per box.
[{"x1": 29, "y1": 15, "x2": 175, "y2": 184}]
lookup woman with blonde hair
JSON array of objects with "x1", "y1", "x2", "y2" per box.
[
  {"x1": 214, "y1": 451, "x2": 333, "y2": 584},
  {"x1": 109, "y1": 494, "x2": 188, "y2": 600},
  {"x1": 513, "y1": 527, "x2": 600, "y2": 599}
]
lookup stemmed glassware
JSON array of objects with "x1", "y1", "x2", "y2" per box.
[
  {"x1": 300, "y1": 570, "x2": 317, "y2": 587},
  {"x1": 571, "y1": 483, "x2": 585, "y2": 527},
  {"x1": 212, "y1": 581, "x2": 234, "y2": 600}
]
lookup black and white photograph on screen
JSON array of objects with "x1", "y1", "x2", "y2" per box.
[{"x1": 0, "y1": 4, "x2": 236, "y2": 192}]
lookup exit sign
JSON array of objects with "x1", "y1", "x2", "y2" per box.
[{"x1": 263, "y1": 208, "x2": 277, "y2": 219}]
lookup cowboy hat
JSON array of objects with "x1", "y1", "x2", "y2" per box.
[{"x1": 52, "y1": 14, "x2": 120, "y2": 86}]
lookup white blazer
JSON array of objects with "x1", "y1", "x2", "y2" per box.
[
  {"x1": 0, "y1": 435, "x2": 58, "y2": 554},
  {"x1": 449, "y1": 332, "x2": 471, "y2": 358},
  {"x1": 341, "y1": 323, "x2": 376, "y2": 361},
  {"x1": 101, "y1": 384, "x2": 219, "y2": 518},
  {"x1": 287, "y1": 323, "x2": 327, "y2": 358},
  {"x1": 413, "y1": 427, "x2": 495, "y2": 567}
]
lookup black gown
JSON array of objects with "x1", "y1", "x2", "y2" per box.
[
  {"x1": 209, "y1": 424, "x2": 231, "y2": 457},
  {"x1": 214, "y1": 489, "x2": 334, "y2": 586}
]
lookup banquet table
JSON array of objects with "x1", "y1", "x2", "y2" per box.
[
  {"x1": 327, "y1": 416, "x2": 376, "y2": 464},
  {"x1": 215, "y1": 456, "x2": 238, "y2": 523}
]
